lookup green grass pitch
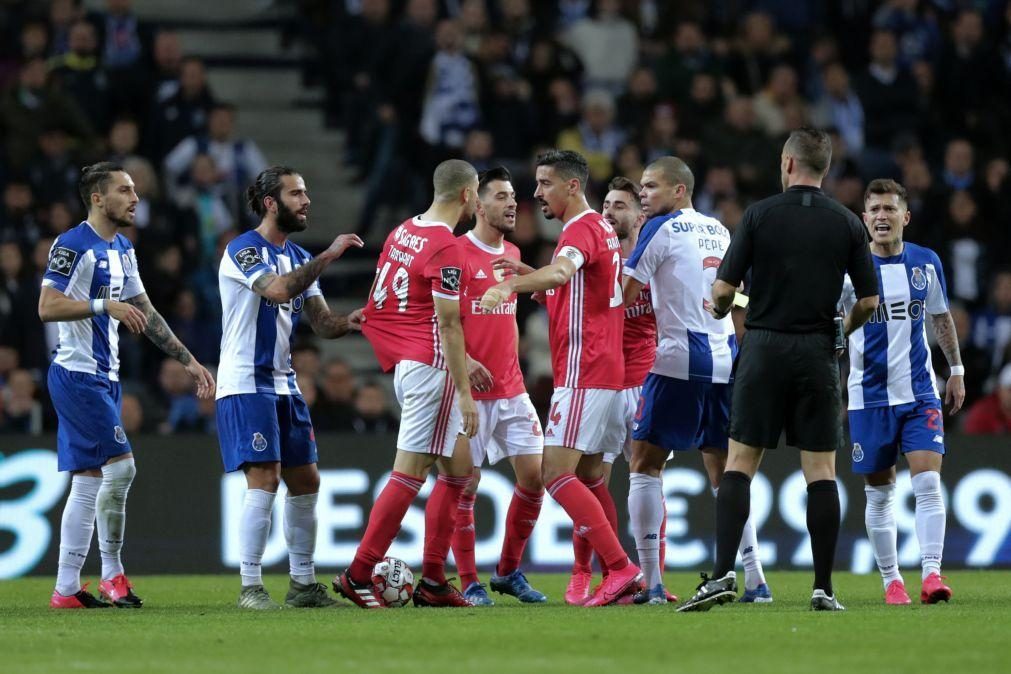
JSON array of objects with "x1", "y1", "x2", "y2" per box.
[{"x1": 1, "y1": 571, "x2": 1008, "y2": 674}]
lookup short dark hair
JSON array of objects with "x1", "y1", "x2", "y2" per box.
[
  {"x1": 246, "y1": 165, "x2": 299, "y2": 217},
  {"x1": 607, "y1": 176, "x2": 641, "y2": 208},
  {"x1": 535, "y1": 149, "x2": 590, "y2": 189},
  {"x1": 645, "y1": 156, "x2": 695, "y2": 196},
  {"x1": 433, "y1": 159, "x2": 478, "y2": 201},
  {"x1": 478, "y1": 166, "x2": 513, "y2": 197},
  {"x1": 784, "y1": 127, "x2": 832, "y2": 176},
  {"x1": 864, "y1": 178, "x2": 908, "y2": 207},
  {"x1": 78, "y1": 162, "x2": 125, "y2": 209}
]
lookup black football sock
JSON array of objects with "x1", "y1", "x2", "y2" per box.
[
  {"x1": 807, "y1": 479, "x2": 840, "y2": 596},
  {"x1": 713, "y1": 471, "x2": 751, "y2": 580}
]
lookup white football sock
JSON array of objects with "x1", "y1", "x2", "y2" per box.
[
  {"x1": 284, "y1": 492, "x2": 318, "y2": 585},
  {"x1": 628, "y1": 472, "x2": 664, "y2": 588},
  {"x1": 97, "y1": 458, "x2": 136, "y2": 581},
  {"x1": 911, "y1": 471, "x2": 945, "y2": 580},
  {"x1": 864, "y1": 483, "x2": 902, "y2": 588},
  {"x1": 56, "y1": 475, "x2": 102, "y2": 596},
  {"x1": 714, "y1": 486, "x2": 766, "y2": 590},
  {"x1": 240, "y1": 489, "x2": 276, "y2": 587}
]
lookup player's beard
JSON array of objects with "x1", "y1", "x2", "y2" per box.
[
  {"x1": 537, "y1": 198, "x2": 556, "y2": 220},
  {"x1": 107, "y1": 204, "x2": 134, "y2": 228},
  {"x1": 489, "y1": 212, "x2": 515, "y2": 235},
  {"x1": 608, "y1": 218, "x2": 631, "y2": 240},
  {"x1": 276, "y1": 199, "x2": 308, "y2": 233}
]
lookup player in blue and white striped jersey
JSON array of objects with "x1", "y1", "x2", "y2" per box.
[
  {"x1": 839, "y1": 179, "x2": 965, "y2": 605},
  {"x1": 621, "y1": 157, "x2": 768, "y2": 605},
  {"x1": 217, "y1": 166, "x2": 363, "y2": 610},
  {"x1": 40, "y1": 163, "x2": 216, "y2": 609}
]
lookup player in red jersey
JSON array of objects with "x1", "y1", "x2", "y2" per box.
[
  {"x1": 481, "y1": 150, "x2": 642, "y2": 606},
  {"x1": 449, "y1": 166, "x2": 547, "y2": 606},
  {"x1": 335, "y1": 160, "x2": 479, "y2": 608}
]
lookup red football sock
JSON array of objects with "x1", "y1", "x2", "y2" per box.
[
  {"x1": 349, "y1": 471, "x2": 423, "y2": 584},
  {"x1": 497, "y1": 485, "x2": 544, "y2": 577},
  {"x1": 549, "y1": 474, "x2": 628, "y2": 572},
  {"x1": 451, "y1": 492, "x2": 478, "y2": 588},
  {"x1": 422, "y1": 474, "x2": 471, "y2": 585},
  {"x1": 659, "y1": 498, "x2": 667, "y2": 571},
  {"x1": 572, "y1": 529, "x2": 593, "y2": 574},
  {"x1": 582, "y1": 476, "x2": 619, "y2": 575}
]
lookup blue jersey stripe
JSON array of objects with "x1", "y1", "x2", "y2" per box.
[
  {"x1": 626, "y1": 210, "x2": 681, "y2": 271},
  {"x1": 687, "y1": 329, "x2": 714, "y2": 382},
  {"x1": 253, "y1": 302, "x2": 278, "y2": 392}
]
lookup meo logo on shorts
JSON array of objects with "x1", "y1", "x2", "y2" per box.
[
  {"x1": 852, "y1": 443, "x2": 864, "y2": 462},
  {"x1": 251, "y1": 432, "x2": 268, "y2": 452},
  {"x1": 48, "y1": 247, "x2": 78, "y2": 277}
]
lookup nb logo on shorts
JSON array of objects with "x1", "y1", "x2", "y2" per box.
[
  {"x1": 251, "y1": 432, "x2": 268, "y2": 452},
  {"x1": 933, "y1": 435, "x2": 944, "y2": 444},
  {"x1": 113, "y1": 426, "x2": 127, "y2": 444},
  {"x1": 852, "y1": 443, "x2": 864, "y2": 462}
]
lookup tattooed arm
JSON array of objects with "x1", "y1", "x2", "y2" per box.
[
  {"x1": 251, "y1": 233, "x2": 364, "y2": 303},
  {"x1": 125, "y1": 293, "x2": 216, "y2": 398},
  {"x1": 303, "y1": 295, "x2": 362, "y2": 339},
  {"x1": 930, "y1": 311, "x2": 965, "y2": 414}
]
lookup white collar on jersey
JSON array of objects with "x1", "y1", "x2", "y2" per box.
[
  {"x1": 465, "y1": 230, "x2": 505, "y2": 254},
  {"x1": 562, "y1": 208, "x2": 595, "y2": 230},
  {"x1": 412, "y1": 216, "x2": 452, "y2": 231}
]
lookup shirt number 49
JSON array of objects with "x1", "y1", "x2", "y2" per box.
[{"x1": 371, "y1": 261, "x2": 410, "y2": 312}]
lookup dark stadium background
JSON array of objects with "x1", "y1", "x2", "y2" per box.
[{"x1": 1, "y1": 0, "x2": 1009, "y2": 578}]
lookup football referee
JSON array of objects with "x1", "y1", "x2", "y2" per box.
[{"x1": 679, "y1": 128, "x2": 879, "y2": 612}]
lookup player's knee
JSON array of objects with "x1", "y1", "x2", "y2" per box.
[
  {"x1": 516, "y1": 470, "x2": 543, "y2": 493},
  {"x1": 101, "y1": 457, "x2": 136, "y2": 485},
  {"x1": 465, "y1": 468, "x2": 482, "y2": 495}
]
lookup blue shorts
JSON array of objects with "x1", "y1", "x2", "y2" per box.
[
  {"x1": 848, "y1": 400, "x2": 945, "y2": 474},
  {"x1": 48, "y1": 364, "x2": 132, "y2": 472},
  {"x1": 216, "y1": 393, "x2": 318, "y2": 473},
  {"x1": 631, "y1": 373, "x2": 731, "y2": 452}
]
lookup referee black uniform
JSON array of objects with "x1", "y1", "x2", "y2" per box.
[{"x1": 679, "y1": 128, "x2": 879, "y2": 613}]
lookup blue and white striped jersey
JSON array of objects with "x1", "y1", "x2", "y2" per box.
[
  {"x1": 840, "y1": 242, "x2": 948, "y2": 410},
  {"x1": 216, "y1": 230, "x2": 322, "y2": 399},
  {"x1": 623, "y1": 208, "x2": 738, "y2": 384},
  {"x1": 41, "y1": 221, "x2": 146, "y2": 381}
]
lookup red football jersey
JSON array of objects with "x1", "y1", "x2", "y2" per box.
[
  {"x1": 362, "y1": 217, "x2": 463, "y2": 372},
  {"x1": 623, "y1": 280, "x2": 657, "y2": 388},
  {"x1": 545, "y1": 209, "x2": 625, "y2": 389},
  {"x1": 459, "y1": 231, "x2": 526, "y2": 400}
]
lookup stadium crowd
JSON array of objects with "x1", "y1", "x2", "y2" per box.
[{"x1": 1, "y1": 0, "x2": 1010, "y2": 435}]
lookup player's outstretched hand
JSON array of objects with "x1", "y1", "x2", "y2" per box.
[
  {"x1": 460, "y1": 395, "x2": 479, "y2": 438},
  {"x1": 467, "y1": 356, "x2": 494, "y2": 393},
  {"x1": 326, "y1": 233, "x2": 365, "y2": 259},
  {"x1": 480, "y1": 283, "x2": 510, "y2": 312},
  {"x1": 491, "y1": 257, "x2": 534, "y2": 276},
  {"x1": 348, "y1": 308, "x2": 364, "y2": 331},
  {"x1": 186, "y1": 361, "x2": 216, "y2": 399},
  {"x1": 946, "y1": 374, "x2": 965, "y2": 415},
  {"x1": 107, "y1": 301, "x2": 147, "y2": 334}
]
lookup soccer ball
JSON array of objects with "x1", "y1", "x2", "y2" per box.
[{"x1": 372, "y1": 557, "x2": 414, "y2": 607}]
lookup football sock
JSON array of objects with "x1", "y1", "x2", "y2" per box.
[
  {"x1": 582, "y1": 476, "x2": 619, "y2": 575},
  {"x1": 96, "y1": 458, "x2": 135, "y2": 581},
  {"x1": 284, "y1": 492, "x2": 318, "y2": 585},
  {"x1": 422, "y1": 474, "x2": 470, "y2": 585},
  {"x1": 628, "y1": 472, "x2": 664, "y2": 588},
  {"x1": 911, "y1": 471, "x2": 945, "y2": 580},
  {"x1": 659, "y1": 499, "x2": 667, "y2": 571},
  {"x1": 55, "y1": 475, "x2": 102, "y2": 596},
  {"x1": 864, "y1": 483, "x2": 901, "y2": 588},
  {"x1": 349, "y1": 471, "x2": 423, "y2": 584},
  {"x1": 548, "y1": 474, "x2": 628, "y2": 572},
  {"x1": 572, "y1": 528, "x2": 593, "y2": 574},
  {"x1": 451, "y1": 492, "x2": 478, "y2": 588},
  {"x1": 807, "y1": 480, "x2": 840, "y2": 596},
  {"x1": 497, "y1": 485, "x2": 543, "y2": 577},
  {"x1": 713, "y1": 471, "x2": 750, "y2": 579},
  {"x1": 240, "y1": 489, "x2": 276, "y2": 587}
]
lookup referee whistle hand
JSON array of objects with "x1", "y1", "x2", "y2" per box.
[
  {"x1": 460, "y1": 396, "x2": 479, "y2": 438},
  {"x1": 108, "y1": 301, "x2": 147, "y2": 334},
  {"x1": 946, "y1": 374, "x2": 965, "y2": 415},
  {"x1": 185, "y1": 361, "x2": 216, "y2": 399}
]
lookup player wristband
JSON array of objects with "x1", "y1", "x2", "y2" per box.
[
  {"x1": 91, "y1": 299, "x2": 106, "y2": 316},
  {"x1": 949, "y1": 365, "x2": 965, "y2": 376}
]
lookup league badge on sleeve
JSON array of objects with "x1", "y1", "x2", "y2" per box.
[
  {"x1": 234, "y1": 247, "x2": 264, "y2": 273},
  {"x1": 440, "y1": 266, "x2": 462, "y2": 293},
  {"x1": 48, "y1": 247, "x2": 78, "y2": 277}
]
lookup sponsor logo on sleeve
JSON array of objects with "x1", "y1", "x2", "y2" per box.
[
  {"x1": 48, "y1": 247, "x2": 78, "y2": 277},
  {"x1": 440, "y1": 266, "x2": 462, "y2": 293},
  {"x1": 234, "y1": 246, "x2": 264, "y2": 273}
]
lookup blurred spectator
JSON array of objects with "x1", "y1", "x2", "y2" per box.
[
  {"x1": 940, "y1": 138, "x2": 976, "y2": 192},
  {"x1": 292, "y1": 342, "x2": 322, "y2": 384},
  {"x1": 0, "y1": 239, "x2": 47, "y2": 374},
  {"x1": 120, "y1": 392, "x2": 145, "y2": 434},
  {"x1": 654, "y1": 20, "x2": 717, "y2": 103},
  {"x1": 679, "y1": 71, "x2": 724, "y2": 139},
  {"x1": 962, "y1": 363, "x2": 1011, "y2": 434},
  {"x1": 480, "y1": 69, "x2": 536, "y2": 161},
  {"x1": 935, "y1": 9, "x2": 1000, "y2": 139},
  {"x1": 1, "y1": 180, "x2": 43, "y2": 251},
  {"x1": 28, "y1": 126, "x2": 81, "y2": 207},
  {"x1": 932, "y1": 302, "x2": 991, "y2": 406},
  {"x1": 94, "y1": 0, "x2": 147, "y2": 72},
  {"x1": 753, "y1": 64, "x2": 806, "y2": 137},
  {"x1": 941, "y1": 190, "x2": 985, "y2": 307},
  {"x1": 972, "y1": 269, "x2": 1011, "y2": 380},
  {"x1": 695, "y1": 165, "x2": 738, "y2": 216},
  {"x1": 107, "y1": 117, "x2": 143, "y2": 164},
  {"x1": 166, "y1": 288, "x2": 218, "y2": 367},
  {"x1": 174, "y1": 154, "x2": 233, "y2": 267},
  {"x1": 149, "y1": 30, "x2": 184, "y2": 104},
  {"x1": 725, "y1": 11, "x2": 790, "y2": 96},
  {"x1": 872, "y1": 0, "x2": 941, "y2": 67},
  {"x1": 811, "y1": 62, "x2": 865, "y2": 156},
  {"x1": 617, "y1": 67, "x2": 659, "y2": 135},
  {"x1": 156, "y1": 358, "x2": 209, "y2": 434},
  {"x1": 562, "y1": 0, "x2": 637, "y2": 94},
  {"x1": 461, "y1": 128, "x2": 495, "y2": 173},
  {"x1": 350, "y1": 380, "x2": 399, "y2": 434},
  {"x1": 855, "y1": 30, "x2": 918, "y2": 161},
  {"x1": 48, "y1": 0, "x2": 83, "y2": 58},
  {"x1": 49, "y1": 19, "x2": 112, "y2": 134},
  {"x1": 0, "y1": 368, "x2": 42, "y2": 434},
  {"x1": 312, "y1": 358, "x2": 356, "y2": 431},
  {"x1": 419, "y1": 19, "x2": 481, "y2": 157},
  {"x1": 703, "y1": 97, "x2": 775, "y2": 197},
  {"x1": 147, "y1": 56, "x2": 215, "y2": 161},
  {"x1": 557, "y1": 89, "x2": 624, "y2": 186}
]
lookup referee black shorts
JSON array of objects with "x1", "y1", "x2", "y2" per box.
[{"x1": 729, "y1": 329, "x2": 843, "y2": 452}]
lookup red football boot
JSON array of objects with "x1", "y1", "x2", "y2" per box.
[
  {"x1": 412, "y1": 579, "x2": 473, "y2": 607},
  {"x1": 885, "y1": 579, "x2": 912, "y2": 605},
  {"x1": 334, "y1": 570, "x2": 385, "y2": 609},
  {"x1": 584, "y1": 563, "x2": 643, "y2": 607},
  {"x1": 920, "y1": 573, "x2": 952, "y2": 604},
  {"x1": 50, "y1": 583, "x2": 112, "y2": 609},
  {"x1": 565, "y1": 569, "x2": 593, "y2": 606},
  {"x1": 99, "y1": 574, "x2": 143, "y2": 608}
]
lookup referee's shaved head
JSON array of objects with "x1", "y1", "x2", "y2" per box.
[
  {"x1": 783, "y1": 127, "x2": 832, "y2": 177},
  {"x1": 645, "y1": 156, "x2": 695, "y2": 196},
  {"x1": 433, "y1": 159, "x2": 478, "y2": 202}
]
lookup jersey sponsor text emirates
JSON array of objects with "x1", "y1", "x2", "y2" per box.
[
  {"x1": 546, "y1": 209, "x2": 624, "y2": 389},
  {"x1": 459, "y1": 231, "x2": 526, "y2": 400},
  {"x1": 623, "y1": 281, "x2": 656, "y2": 388},
  {"x1": 362, "y1": 217, "x2": 462, "y2": 372}
]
